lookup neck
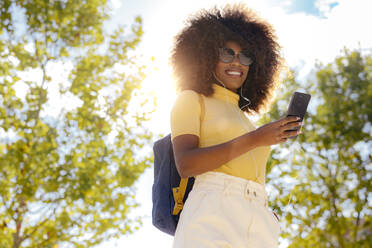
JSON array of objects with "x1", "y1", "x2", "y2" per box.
[{"x1": 212, "y1": 72, "x2": 237, "y2": 93}]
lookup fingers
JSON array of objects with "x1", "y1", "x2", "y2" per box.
[
  {"x1": 278, "y1": 125, "x2": 302, "y2": 141},
  {"x1": 281, "y1": 121, "x2": 303, "y2": 132},
  {"x1": 283, "y1": 129, "x2": 301, "y2": 138},
  {"x1": 279, "y1": 116, "x2": 300, "y2": 127},
  {"x1": 259, "y1": 116, "x2": 304, "y2": 145}
]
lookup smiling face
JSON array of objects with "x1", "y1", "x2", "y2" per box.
[{"x1": 215, "y1": 41, "x2": 250, "y2": 92}]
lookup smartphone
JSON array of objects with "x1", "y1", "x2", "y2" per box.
[{"x1": 286, "y1": 92, "x2": 311, "y2": 138}]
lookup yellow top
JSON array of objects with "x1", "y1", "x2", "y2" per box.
[{"x1": 170, "y1": 84, "x2": 271, "y2": 185}]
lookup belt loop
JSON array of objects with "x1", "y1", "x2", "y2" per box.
[
  {"x1": 245, "y1": 183, "x2": 253, "y2": 202},
  {"x1": 244, "y1": 182, "x2": 249, "y2": 196},
  {"x1": 223, "y1": 179, "x2": 230, "y2": 195}
]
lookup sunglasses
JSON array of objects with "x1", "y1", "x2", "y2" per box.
[{"x1": 218, "y1": 47, "x2": 254, "y2": 66}]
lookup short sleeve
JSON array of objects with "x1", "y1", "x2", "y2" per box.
[{"x1": 170, "y1": 90, "x2": 201, "y2": 141}]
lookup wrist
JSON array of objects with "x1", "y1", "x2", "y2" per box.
[{"x1": 247, "y1": 130, "x2": 262, "y2": 149}]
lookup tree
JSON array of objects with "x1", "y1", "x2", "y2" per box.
[
  {"x1": 260, "y1": 49, "x2": 372, "y2": 247},
  {"x1": 0, "y1": 1, "x2": 153, "y2": 247}
]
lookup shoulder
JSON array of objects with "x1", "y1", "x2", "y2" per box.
[
  {"x1": 173, "y1": 90, "x2": 200, "y2": 106},
  {"x1": 177, "y1": 90, "x2": 200, "y2": 100},
  {"x1": 171, "y1": 90, "x2": 201, "y2": 114}
]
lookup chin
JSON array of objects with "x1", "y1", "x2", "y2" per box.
[{"x1": 225, "y1": 81, "x2": 244, "y2": 92}]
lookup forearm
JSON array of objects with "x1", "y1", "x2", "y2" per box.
[{"x1": 176, "y1": 131, "x2": 261, "y2": 178}]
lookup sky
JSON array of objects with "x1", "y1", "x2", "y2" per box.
[{"x1": 92, "y1": 0, "x2": 372, "y2": 247}]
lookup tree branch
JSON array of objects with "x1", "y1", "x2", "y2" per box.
[
  {"x1": 22, "y1": 207, "x2": 56, "y2": 243},
  {"x1": 0, "y1": 191, "x2": 12, "y2": 217}
]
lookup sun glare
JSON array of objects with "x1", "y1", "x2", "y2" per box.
[{"x1": 141, "y1": 57, "x2": 177, "y2": 136}]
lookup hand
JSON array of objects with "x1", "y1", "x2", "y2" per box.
[{"x1": 253, "y1": 116, "x2": 303, "y2": 146}]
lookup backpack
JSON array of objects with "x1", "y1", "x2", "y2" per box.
[{"x1": 152, "y1": 93, "x2": 204, "y2": 236}]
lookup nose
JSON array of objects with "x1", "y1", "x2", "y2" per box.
[
  {"x1": 231, "y1": 54, "x2": 241, "y2": 65},
  {"x1": 233, "y1": 56, "x2": 240, "y2": 64}
]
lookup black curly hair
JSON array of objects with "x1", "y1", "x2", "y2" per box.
[{"x1": 171, "y1": 4, "x2": 283, "y2": 114}]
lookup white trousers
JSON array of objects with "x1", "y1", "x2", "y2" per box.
[{"x1": 173, "y1": 172, "x2": 280, "y2": 248}]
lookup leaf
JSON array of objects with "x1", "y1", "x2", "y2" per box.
[
  {"x1": 0, "y1": 1, "x2": 154, "y2": 247},
  {"x1": 261, "y1": 49, "x2": 372, "y2": 247}
]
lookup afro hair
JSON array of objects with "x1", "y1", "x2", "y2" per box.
[{"x1": 171, "y1": 4, "x2": 283, "y2": 114}]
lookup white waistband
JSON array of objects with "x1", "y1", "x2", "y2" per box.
[{"x1": 194, "y1": 171, "x2": 268, "y2": 201}]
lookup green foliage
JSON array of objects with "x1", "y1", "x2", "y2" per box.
[
  {"x1": 263, "y1": 49, "x2": 372, "y2": 247},
  {"x1": 0, "y1": 1, "x2": 153, "y2": 247}
]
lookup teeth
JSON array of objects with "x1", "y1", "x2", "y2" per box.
[{"x1": 226, "y1": 71, "x2": 241, "y2": 76}]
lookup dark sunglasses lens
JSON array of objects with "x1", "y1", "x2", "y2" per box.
[
  {"x1": 219, "y1": 48, "x2": 234, "y2": 63},
  {"x1": 219, "y1": 48, "x2": 253, "y2": 66},
  {"x1": 238, "y1": 53, "x2": 253, "y2": 66}
]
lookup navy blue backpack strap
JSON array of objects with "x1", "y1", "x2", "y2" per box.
[{"x1": 152, "y1": 93, "x2": 204, "y2": 236}]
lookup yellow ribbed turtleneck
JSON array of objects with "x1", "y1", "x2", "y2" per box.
[{"x1": 170, "y1": 83, "x2": 271, "y2": 185}]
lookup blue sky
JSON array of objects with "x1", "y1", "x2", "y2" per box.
[
  {"x1": 94, "y1": 0, "x2": 372, "y2": 247},
  {"x1": 283, "y1": 0, "x2": 339, "y2": 16},
  {"x1": 287, "y1": 0, "x2": 321, "y2": 14}
]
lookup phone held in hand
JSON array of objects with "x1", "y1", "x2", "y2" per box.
[{"x1": 286, "y1": 92, "x2": 311, "y2": 139}]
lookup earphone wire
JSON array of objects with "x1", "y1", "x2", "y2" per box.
[
  {"x1": 285, "y1": 139, "x2": 303, "y2": 209},
  {"x1": 212, "y1": 73, "x2": 304, "y2": 213},
  {"x1": 212, "y1": 72, "x2": 259, "y2": 181}
]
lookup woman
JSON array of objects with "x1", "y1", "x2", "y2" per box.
[{"x1": 170, "y1": 4, "x2": 302, "y2": 247}]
